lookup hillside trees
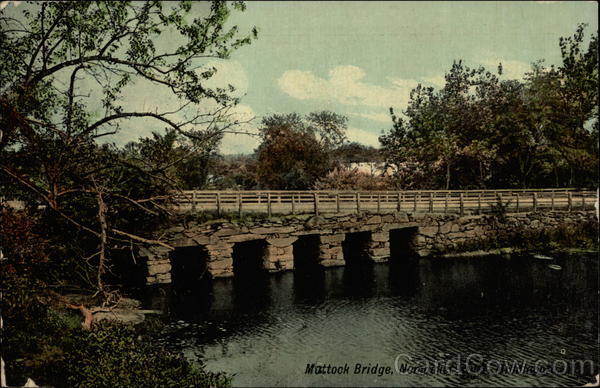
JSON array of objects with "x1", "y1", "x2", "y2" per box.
[
  {"x1": 255, "y1": 111, "x2": 348, "y2": 189},
  {"x1": 0, "y1": 1, "x2": 256, "y2": 296},
  {"x1": 380, "y1": 24, "x2": 597, "y2": 189}
]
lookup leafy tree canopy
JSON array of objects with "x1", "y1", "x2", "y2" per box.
[{"x1": 380, "y1": 24, "x2": 598, "y2": 190}]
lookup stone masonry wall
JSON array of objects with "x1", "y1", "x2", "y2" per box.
[{"x1": 144, "y1": 210, "x2": 595, "y2": 284}]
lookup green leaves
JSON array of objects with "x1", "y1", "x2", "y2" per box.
[
  {"x1": 255, "y1": 112, "x2": 346, "y2": 189},
  {"x1": 380, "y1": 25, "x2": 598, "y2": 190}
]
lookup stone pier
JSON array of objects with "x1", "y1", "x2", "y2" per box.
[
  {"x1": 265, "y1": 237, "x2": 296, "y2": 271},
  {"x1": 369, "y1": 232, "x2": 391, "y2": 263},
  {"x1": 206, "y1": 241, "x2": 234, "y2": 278},
  {"x1": 318, "y1": 234, "x2": 345, "y2": 267}
]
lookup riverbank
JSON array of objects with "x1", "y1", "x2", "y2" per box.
[
  {"x1": 425, "y1": 217, "x2": 598, "y2": 258},
  {"x1": 1, "y1": 270, "x2": 232, "y2": 388}
]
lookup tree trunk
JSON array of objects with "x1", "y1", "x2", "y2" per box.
[
  {"x1": 445, "y1": 162, "x2": 451, "y2": 190},
  {"x1": 96, "y1": 191, "x2": 108, "y2": 296}
]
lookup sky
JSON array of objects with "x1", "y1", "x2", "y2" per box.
[{"x1": 2, "y1": 1, "x2": 598, "y2": 154}]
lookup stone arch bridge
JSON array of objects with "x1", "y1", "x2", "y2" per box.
[{"x1": 143, "y1": 189, "x2": 596, "y2": 285}]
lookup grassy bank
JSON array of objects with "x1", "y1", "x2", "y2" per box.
[
  {"x1": 435, "y1": 220, "x2": 599, "y2": 256},
  {"x1": 1, "y1": 270, "x2": 230, "y2": 388}
]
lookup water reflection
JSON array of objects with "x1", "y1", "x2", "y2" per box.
[{"x1": 146, "y1": 252, "x2": 598, "y2": 387}]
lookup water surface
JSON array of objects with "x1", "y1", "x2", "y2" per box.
[{"x1": 149, "y1": 253, "x2": 598, "y2": 387}]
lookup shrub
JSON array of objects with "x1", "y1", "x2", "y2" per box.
[
  {"x1": 59, "y1": 321, "x2": 231, "y2": 388},
  {"x1": 1, "y1": 271, "x2": 230, "y2": 388}
]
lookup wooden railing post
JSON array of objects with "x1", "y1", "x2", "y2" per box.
[
  {"x1": 568, "y1": 192, "x2": 572, "y2": 212},
  {"x1": 313, "y1": 192, "x2": 319, "y2": 215},
  {"x1": 336, "y1": 193, "x2": 340, "y2": 213},
  {"x1": 397, "y1": 192, "x2": 402, "y2": 212},
  {"x1": 291, "y1": 194, "x2": 296, "y2": 215},
  {"x1": 516, "y1": 193, "x2": 520, "y2": 213},
  {"x1": 238, "y1": 192, "x2": 242, "y2": 217},
  {"x1": 413, "y1": 193, "x2": 418, "y2": 212},
  {"x1": 478, "y1": 193, "x2": 482, "y2": 214},
  {"x1": 267, "y1": 192, "x2": 272, "y2": 217},
  {"x1": 444, "y1": 193, "x2": 448, "y2": 214},
  {"x1": 191, "y1": 191, "x2": 196, "y2": 211},
  {"x1": 459, "y1": 193, "x2": 464, "y2": 216},
  {"x1": 550, "y1": 190, "x2": 555, "y2": 211},
  {"x1": 533, "y1": 192, "x2": 537, "y2": 211},
  {"x1": 581, "y1": 192, "x2": 585, "y2": 210},
  {"x1": 428, "y1": 192, "x2": 433, "y2": 213},
  {"x1": 216, "y1": 193, "x2": 221, "y2": 216},
  {"x1": 356, "y1": 192, "x2": 360, "y2": 214},
  {"x1": 377, "y1": 194, "x2": 381, "y2": 213}
]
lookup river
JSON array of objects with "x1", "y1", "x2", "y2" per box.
[{"x1": 147, "y1": 252, "x2": 598, "y2": 387}]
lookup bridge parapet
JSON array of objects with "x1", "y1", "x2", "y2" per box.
[{"x1": 172, "y1": 189, "x2": 597, "y2": 216}]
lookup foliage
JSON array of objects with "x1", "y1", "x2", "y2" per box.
[
  {"x1": 207, "y1": 154, "x2": 259, "y2": 189},
  {"x1": 0, "y1": 207, "x2": 227, "y2": 387},
  {"x1": 255, "y1": 112, "x2": 348, "y2": 189},
  {"x1": 0, "y1": 1, "x2": 256, "y2": 296},
  {"x1": 315, "y1": 168, "x2": 397, "y2": 190},
  {"x1": 60, "y1": 321, "x2": 230, "y2": 388},
  {"x1": 0, "y1": 207, "x2": 49, "y2": 267},
  {"x1": 380, "y1": 24, "x2": 598, "y2": 190},
  {"x1": 440, "y1": 219, "x2": 599, "y2": 255},
  {"x1": 332, "y1": 142, "x2": 382, "y2": 164},
  {"x1": 1, "y1": 270, "x2": 230, "y2": 388}
]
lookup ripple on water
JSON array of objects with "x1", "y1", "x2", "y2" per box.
[{"x1": 157, "y1": 254, "x2": 598, "y2": 387}]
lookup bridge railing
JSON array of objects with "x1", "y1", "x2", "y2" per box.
[{"x1": 171, "y1": 189, "x2": 598, "y2": 216}]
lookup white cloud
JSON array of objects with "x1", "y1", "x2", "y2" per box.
[
  {"x1": 219, "y1": 104, "x2": 260, "y2": 154},
  {"x1": 277, "y1": 65, "x2": 417, "y2": 108},
  {"x1": 202, "y1": 59, "x2": 249, "y2": 98},
  {"x1": 0, "y1": 1, "x2": 21, "y2": 9},
  {"x1": 481, "y1": 58, "x2": 531, "y2": 80},
  {"x1": 346, "y1": 127, "x2": 381, "y2": 147},
  {"x1": 420, "y1": 75, "x2": 446, "y2": 88}
]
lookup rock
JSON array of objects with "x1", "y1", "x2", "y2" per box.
[
  {"x1": 207, "y1": 258, "x2": 233, "y2": 270},
  {"x1": 116, "y1": 297, "x2": 141, "y2": 309},
  {"x1": 304, "y1": 216, "x2": 326, "y2": 229},
  {"x1": 212, "y1": 228, "x2": 243, "y2": 237},
  {"x1": 249, "y1": 226, "x2": 297, "y2": 235},
  {"x1": 439, "y1": 222, "x2": 453, "y2": 234},
  {"x1": 396, "y1": 212, "x2": 410, "y2": 222},
  {"x1": 419, "y1": 226, "x2": 438, "y2": 237},
  {"x1": 147, "y1": 263, "x2": 171, "y2": 276},
  {"x1": 319, "y1": 234, "x2": 345, "y2": 244},
  {"x1": 370, "y1": 247, "x2": 390, "y2": 257},
  {"x1": 416, "y1": 248, "x2": 431, "y2": 257},
  {"x1": 267, "y1": 237, "x2": 297, "y2": 247},
  {"x1": 366, "y1": 215, "x2": 382, "y2": 224},
  {"x1": 382, "y1": 215, "x2": 395, "y2": 223},
  {"x1": 94, "y1": 309, "x2": 146, "y2": 325},
  {"x1": 371, "y1": 232, "x2": 389, "y2": 242},
  {"x1": 224, "y1": 233, "x2": 266, "y2": 243}
]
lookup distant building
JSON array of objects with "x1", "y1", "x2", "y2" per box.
[{"x1": 344, "y1": 162, "x2": 395, "y2": 177}]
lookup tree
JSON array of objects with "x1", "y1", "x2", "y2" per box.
[
  {"x1": 255, "y1": 112, "x2": 346, "y2": 189},
  {"x1": 333, "y1": 142, "x2": 382, "y2": 164},
  {"x1": 379, "y1": 25, "x2": 598, "y2": 190},
  {"x1": 0, "y1": 1, "x2": 256, "y2": 298},
  {"x1": 380, "y1": 63, "x2": 491, "y2": 189},
  {"x1": 305, "y1": 110, "x2": 348, "y2": 149}
]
